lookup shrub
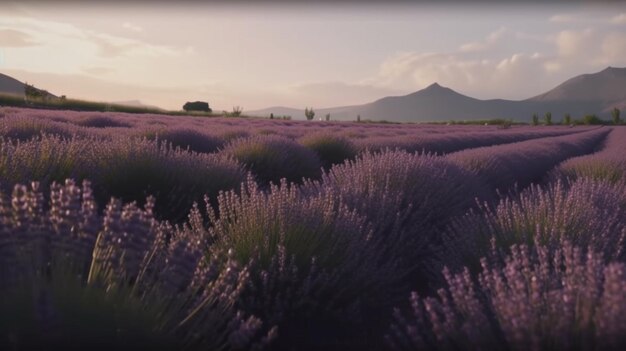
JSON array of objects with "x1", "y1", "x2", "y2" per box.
[
  {"x1": 304, "y1": 107, "x2": 315, "y2": 121},
  {"x1": 0, "y1": 116, "x2": 77, "y2": 141},
  {"x1": 230, "y1": 106, "x2": 243, "y2": 117},
  {"x1": 564, "y1": 113, "x2": 572, "y2": 125},
  {"x1": 544, "y1": 112, "x2": 552, "y2": 125},
  {"x1": 140, "y1": 128, "x2": 224, "y2": 153},
  {"x1": 298, "y1": 133, "x2": 357, "y2": 169},
  {"x1": 204, "y1": 177, "x2": 398, "y2": 350},
  {"x1": 553, "y1": 158, "x2": 626, "y2": 184},
  {"x1": 0, "y1": 180, "x2": 272, "y2": 350},
  {"x1": 303, "y1": 150, "x2": 488, "y2": 290},
  {"x1": 583, "y1": 114, "x2": 603, "y2": 125},
  {"x1": 73, "y1": 115, "x2": 132, "y2": 128},
  {"x1": 183, "y1": 101, "x2": 211, "y2": 113},
  {"x1": 221, "y1": 135, "x2": 322, "y2": 185},
  {"x1": 219, "y1": 129, "x2": 250, "y2": 142},
  {"x1": 531, "y1": 113, "x2": 539, "y2": 126},
  {"x1": 612, "y1": 108, "x2": 621, "y2": 125},
  {"x1": 387, "y1": 242, "x2": 626, "y2": 351},
  {"x1": 444, "y1": 179, "x2": 626, "y2": 272}
]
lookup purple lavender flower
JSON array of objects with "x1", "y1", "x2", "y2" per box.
[{"x1": 388, "y1": 242, "x2": 626, "y2": 351}]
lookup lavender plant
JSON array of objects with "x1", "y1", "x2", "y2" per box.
[
  {"x1": 298, "y1": 133, "x2": 357, "y2": 168},
  {"x1": 387, "y1": 242, "x2": 626, "y2": 351},
  {"x1": 304, "y1": 149, "x2": 489, "y2": 288},
  {"x1": 203, "y1": 176, "x2": 401, "y2": 350},
  {"x1": 139, "y1": 127, "x2": 225, "y2": 153},
  {"x1": 0, "y1": 180, "x2": 273, "y2": 350},
  {"x1": 72, "y1": 114, "x2": 132, "y2": 128},
  {"x1": 445, "y1": 179, "x2": 626, "y2": 272},
  {"x1": 0, "y1": 135, "x2": 247, "y2": 221},
  {"x1": 221, "y1": 135, "x2": 322, "y2": 185},
  {"x1": 0, "y1": 116, "x2": 78, "y2": 141}
]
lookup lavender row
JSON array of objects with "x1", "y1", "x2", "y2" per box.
[
  {"x1": 353, "y1": 127, "x2": 588, "y2": 155},
  {"x1": 387, "y1": 241, "x2": 626, "y2": 351},
  {"x1": 0, "y1": 180, "x2": 275, "y2": 350},
  {"x1": 3, "y1": 174, "x2": 625, "y2": 349},
  {"x1": 0, "y1": 135, "x2": 246, "y2": 221},
  {"x1": 444, "y1": 179, "x2": 626, "y2": 273},
  {"x1": 389, "y1": 176, "x2": 626, "y2": 351},
  {"x1": 552, "y1": 127, "x2": 626, "y2": 184},
  {"x1": 1, "y1": 107, "x2": 585, "y2": 158},
  {"x1": 447, "y1": 127, "x2": 610, "y2": 193}
]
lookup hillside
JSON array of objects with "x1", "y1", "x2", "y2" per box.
[{"x1": 249, "y1": 67, "x2": 626, "y2": 122}]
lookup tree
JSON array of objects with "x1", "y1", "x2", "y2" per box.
[
  {"x1": 563, "y1": 113, "x2": 571, "y2": 125},
  {"x1": 325, "y1": 113, "x2": 330, "y2": 121},
  {"x1": 305, "y1": 107, "x2": 315, "y2": 121},
  {"x1": 24, "y1": 82, "x2": 49, "y2": 100},
  {"x1": 270, "y1": 113, "x2": 274, "y2": 119},
  {"x1": 612, "y1": 108, "x2": 621, "y2": 125},
  {"x1": 183, "y1": 101, "x2": 211, "y2": 112},
  {"x1": 531, "y1": 113, "x2": 539, "y2": 126},
  {"x1": 231, "y1": 106, "x2": 243, "y2": 117},
  {"x1": 357, "y1": 115, "x2": 361, "y2": 123},
  {"x1": 583, "y1": 114, "x2": 602, "y2": 125},
  {"x1": 544, "y1": 112, "x2": 552, "y2": 125}
]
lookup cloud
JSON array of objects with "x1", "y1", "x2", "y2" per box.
[
  {"x1": 365, "y1": 25, "x2": 626, "y2": 101},
  {"x1": 366, "y1": 49, "x2": 554, "y2": 100},
  {"x1": 122, "y1": 22, "x2": 143, "y2": 32},
  {"x1": 85, "y1": 31, "x2": 181, "y2": 58},
  {"x1": 554, "y1": 28, "x2": 596, "y2": 58},
  {"x1": 549, "y1": 14, "x2": 579, "y2": 23},
  {"x1": 600, "y1": 32, "x2": 626, "y2": 64},
  {"x1": 0, "y1": 15, "x2": 186, "y2": 60},
  {"x1": 0, "y1": 28, "x2": 38, "y2": 47},
  {"x1": 611, "y1": 13, "x2": 626, "y2": 25},
  {"x1": 551, "y1": 28, "x2": 626, "y2": 66},
  {"x1": 82, "y1": 66, "x2": 115, "y2": 76},
  {"x1": 459, "y1": 27, "x2": 507, "y2": 52}
]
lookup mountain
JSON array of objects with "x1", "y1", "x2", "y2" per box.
[
  {"x1": 250, "y1": 83, "x2": 534, "y2": 122},
  {"x1": 319, "y1": 83, "x2": 532, "y2": 122},
  {"x1": 528, "y1": 67, "x2": 626, "y2": 103},
  {"x1": 0, "y1": 73, "x2": 165, "y2": 110},
  {"x1": 249, "y1": 67, "x2": 626, "y2": 122},
  {"x1": 526, "y1": 66, "x2": 626, "y2": 116},
  {"x1": 0, "y1": 72, "x2": 56, "y2": 99},
  {"x1": 3, "y1": 67, "x2": 624, "y2": 122},
  {"x1": 0, "y1": 73, "x2": 26, "y2": 96}
]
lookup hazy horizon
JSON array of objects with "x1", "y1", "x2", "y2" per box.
[{"x1": 1, "y1": 1, "x2": 625, "y2": 111}]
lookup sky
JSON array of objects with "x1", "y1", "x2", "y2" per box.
[{"x1": 1, "y1": 1, "x2": 625, "y2": 111}]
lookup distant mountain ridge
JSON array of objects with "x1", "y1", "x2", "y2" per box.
[
  {"x1": 2, "y1": 68, "x2": 624, "y2": 122},
  {"x1": 527, "y1": 67, "x2": 626, "y2": 103},
  {"x1": 248, "y1": 67, "x2": 626, "y2": 122},
  {"x1": 0, "y1": 73, "x2": 158, "y2": 110},
  {"x1": 0, "y1": 73, "x2": 26, "y2": 96}
]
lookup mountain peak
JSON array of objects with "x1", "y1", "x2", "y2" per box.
[
  {"x1": 425, "y1": 82, "x2": 443, "y2": 90},
  {"x1": 599, "y1": 66, "x2": 626, "y2": 75},
  {"x1": 528, "y1": 66, "x2": 626, "y2": 103}
]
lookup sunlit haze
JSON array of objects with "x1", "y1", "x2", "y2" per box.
[{"x1": 1, "y1": 1, "x2": 625, "y2": 111}]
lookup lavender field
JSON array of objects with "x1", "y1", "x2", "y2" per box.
[{"x1": 0, "y1": 106, "x2": 625, "y2": 350}]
